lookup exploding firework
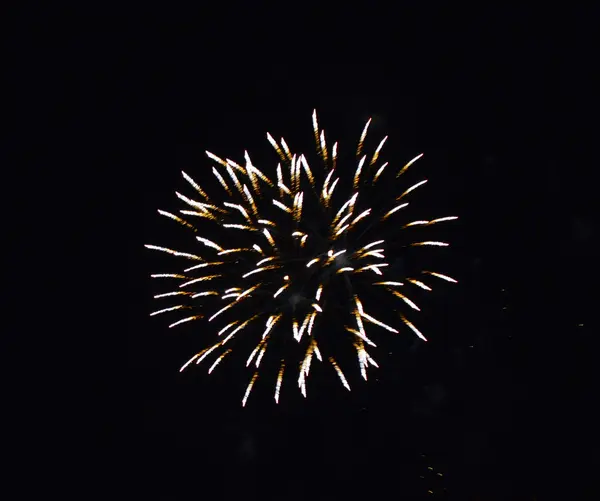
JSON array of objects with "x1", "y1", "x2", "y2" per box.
[{"x1": 146, "y1": 110, "x2": 457, "y2": 405}]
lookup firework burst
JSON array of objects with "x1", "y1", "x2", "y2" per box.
[{"x1": 146, "y1": 110, "x2": 458, "y2": 405}]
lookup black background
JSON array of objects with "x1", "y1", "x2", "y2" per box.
[{"x1": 9, "y1": 3, "x2": 597, "y2": 499}]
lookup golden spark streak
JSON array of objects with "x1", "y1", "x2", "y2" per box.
[
  {"x1": 360, "y1": 311, "x2": 398, "y2": 333},
  {"x1": 400, "y1": 314, "x2": 427, "y2": 341},
  {"x1": 195, "y1": 236, "x2": 223, "y2": 251},
  {"x1": 181, "y1": 171, "x2": 208, "y2": 200},
  {"x1": 312, "y1": 109, "x2": 320, "y2": 155},
  {"x1": 299, "y1": 155, "x2": 314, "y2": 185},
  {"x1": 273, "y1": 199, "x2": 292, "y2": 213},
  {"x1": 179, "y1": 275, "x2": 221, "y2": 288},
  {"x1": 179, "y1": 210, "x2": 217, "y2": 221},
  {"x1": 169, "y1": 315, "x2": 203, "y2": 328},
  {"x1": 423, "y1": 271, "x2": 458, "y2": 283},
  {"x1": 176, "y1": 191, "x2": 211, "y2": 213},
  {"x1": 242, "y1": 372, "x2": 259, "y2": 407},
  {"x1": 351, "y1": 209, "x2": 371, "y2": 226},
  {"x1": 223, "y1": 224, "x2": 255, "y2": 231},
  {"x1": 374, "y1": 281, "x2": 404, "y2": 287},
  {"x1": 345, "y1": 326, "x2": 377, "y2": 347},
  {"x1": 267, "y1": 133, "x2": 286, "y2": 162},
  {"x1": 428, "y1": 216, "x2": 459, "y2": 225},
  {"x1": 396, "y1": 153, "x2": 424, "y2": 177},
  {"x1": 206, "y1": 150, "x2": 228, "y2": 167},
  {"x1": 329, "y1": 357, "x2": 351, "y2": 391},
  {"x1": 407, "y1": 279, "x2": 432, "y2": 291},
  {"x1": 281, "y1": 137, "x2": 292, "y2": 162},
  {"x1": 273, "y1": 284, "x2": 289, "y2": 298},
  {"x1": 352, "y1": 155, "x2": 367, "y2": 190},
  {"x1": 154, "y1": 291, "x2": 192, "y2": 299},
  {"x1": 404, "y1": 220, "x2": 429, "y2": 228},
  {"x1": 373, "y1": 162, "x2": 388, "y2": 184},
  {"x1": 382, "y1": 203, "x2": 409, "y2": 220},
  {"x1": 212, "y1": 167, "x2": 231, "y2": 195},
  {"x1": 223, "y1": 202, "x2": 251, "y2": 222},
  {"x1": 327, "y1": 178, "x2": 339, "y2": 199},
  {"x1": 370, "y1": 136, "x2": 388, "y2": 166},
  {"x1": 332, "y1": 142, "x2": 338, "y2": 170},
  {"x1": 191, "y1": 291, "x2": 218, "y2": 298},
  {"x1": 255, "y1": 344, "x2": 268, "y2": 368},
  {"x1": 274, "y1": 361, "x2": 285, "y2": 403},
  {"x1": 184, "y1": 262, "x2": 224, "y2": 272},
  {"x1": 361, "y1": 240, "x2": 385, "y2": 251},
  {"x1": 237, "y1": 284, "x2": 261, "y2": 301},
  {"x1": 397, "y1": 180, "x2": 428, "y2": 201},
  {"x1": 208, "y1": 349, "x2": 232, "y2": 374},
  {"x1": 226, "y1": 165, "x2": 244, "y2": 195},
  {"x1": 320, "y1": 130, "x2": 328, "y2": 163},
  {"x1": 242, "y1": 185, "x2": 258, "y2": 216},
  {"x1": 410, "y1": 241, "x2": 449, "y2": 247},
  {"x1": 391, "y1": 290, "x2": 420, "y2": 311},
  {"x1": 157, "y1": 210, "x2": 196, "y2": 231},
  {"x1": 226, "y1": 158, "x2": 246, "y2": 175},
  {"x1": 150, "y1": 305, "x2": 186, "y2": 316},
  {"x1": 144, "y1": 245, "x2": 203, "y2": 260},
  {"x1": 209, "y1": 302, "x2": 237, "y2": 322},
  {"x1": 180, "y1": 349, "x2": 208, "y2": 372},
  {"x1": 357, "y1": 118, "x2": 371, "y2": 157}
]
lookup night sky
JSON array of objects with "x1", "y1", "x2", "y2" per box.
[{"x1": 10, "y1": 4, "x2": 597, "y2": 499}]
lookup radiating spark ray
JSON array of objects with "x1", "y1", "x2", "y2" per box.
[
  {"x1": 404, "y1": 220, "x2": 430, "y2": 228},
  {"x1": 391, "y1": 291, "x2": 420, "y2": 311},
  {"x1": 400, "y1": 314, "x2": 427, "y2": 341},
  {"x1": 157, "y1": 210, "x2": 196, "y2": 231},
  {"x1": 373, "y1": 162, "x2": 388, "y2": 184},
  {"x1": 267, "y1": 133, "x2": 286, "y2": 162},
  {"x1": 410, "y1": 241, "x2": 449, "y2": 247},
  {"x1": 345, "y1": 327, "x2": 377, "y2": 347},
  {"x1": 382, "y1": 203, "x2": 409, "y2": 220},
  {"x1": 144, "y1": 245, "x2": 203, "y2": 260},
  {"x1": 428, "y1": 216, "x2": 459, "y2": 225},
  {"x1": 154, "y1": 291, "x2": 192, "y2": 299},
  {"x1": 275, "y1": 361, "x2": 285, "y2": 403},
  {"x1": 212, "y1": 167, "x2": 232, "y2": 195},
  {"x1": 150, "y1": 305, "x2": 186, "y2": 316},
  {"x1": 320, "y1": 130, "x2": 328, "y2": 163},
  {"x1": 329, "y1": 357, "x2": 351, "y2": 391},
  {"x1": 180, "y1": 350, "x2": 207, "y2": 372},
  {"x1": 179, "y1": 275, "x2": 221, "y2": 288},
  {"x1": 423, "y1": 271, "x2": 458, "y2": 283},
  {"x1": 370, "y1": 136, "x2": 388, "y2": 166},
  {"x1": 397, "y1": 180, "x2": 428, "y2": 200},
  {"x1": 242, "y1": 372, "x2": 259, "y2": 407},
  {"x1": 357, "y1": 118, "x2": 371, "y2": 157},
  {"x1": 396, "y1": 153, "x2": 424, "y2": 177},
  {"x1": 181, "y1": 171, "x2": 209, "y2": 200},
  {"x1": 151, "y1": 273, "x2": 186, "y2": 279},
  {"x1": 374, "y1": 281, "x2": 404, "y2": 287},
  {"x1": 208, "y1": 349, "x2": 232, "y2": 374},
  {"x1": 407, "y1": 279, "x2": 432, "y2": 291},
  {"x1": 312, "y1": 109, "x2": 320, "y2": 154}
]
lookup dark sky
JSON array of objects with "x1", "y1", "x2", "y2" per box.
[{"x1": 10, "y1": 4, "x2": 597, "y2": 499}]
